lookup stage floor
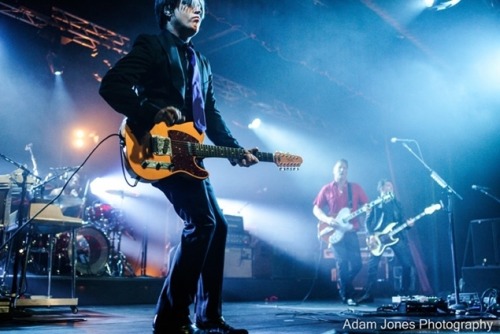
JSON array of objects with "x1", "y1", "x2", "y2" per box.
[
  {"x1": 0, "y1": 300, "x2": 499, "y2": 334},
  {"x1": 0, "y1": 275, "x2": 499, "y2": 333}
]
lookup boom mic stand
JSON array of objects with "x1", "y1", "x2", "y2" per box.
[
  {"x1": 397, "y1": 142, "x2": 466, "y2": 311},
  {"x1": 473, "y1": 187, "x2": 500, "y2": 204}
]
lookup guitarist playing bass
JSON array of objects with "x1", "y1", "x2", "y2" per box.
[
  {"x1": 313, "y1": 159, "x2": 370, "y2": 306},
  {"x1": 357, "y1": 179, "x2": 415, "y2": 304}
]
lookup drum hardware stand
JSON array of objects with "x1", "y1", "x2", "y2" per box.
[
  {"x1": 105, "y1": 228, "x2": 135, "y2": 277},
  {"x1": 140, "y1": 224, "x2": 148, "y2": 276},
  {"x1": 397, "y1": 141, "x2": 465, "y2": 311}
]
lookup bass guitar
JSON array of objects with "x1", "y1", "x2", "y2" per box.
[
  {"x1": 317, "y1": 193, "x2": 394, "y2": 245},
  {"x1": 367, "y1": 202, "x2": 442, "y2": 256},
  {"x1": 120, "y1": 120, "x2": 303, "y2": 182}
]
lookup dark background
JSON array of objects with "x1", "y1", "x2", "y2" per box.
[{"x1": 1, "y1": 0, "x2": 499, "y2": 293}]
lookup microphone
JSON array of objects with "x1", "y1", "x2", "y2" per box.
[
  {"x1": 471, "y1": 185, "x2": 489, "y2": 191},
  {"x1": 390, "y1": 137, "x2": 416, "y2": 143}
]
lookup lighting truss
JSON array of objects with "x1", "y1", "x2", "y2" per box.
[{"x1": 0, "y1": 2, "x2": 130, "y2": 55}]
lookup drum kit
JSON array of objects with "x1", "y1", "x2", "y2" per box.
[
  {"x1": 28, "y1": 201, "x2": 136, "y2": 277},
  {"x1": 1, "y1": 164, "x2": 136, "y2": 278}
]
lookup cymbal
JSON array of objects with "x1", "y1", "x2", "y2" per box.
[{"x1": 105, "y1": 189, "x2": 140, "y2": 197}]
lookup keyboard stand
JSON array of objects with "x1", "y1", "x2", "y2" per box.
[{"x1": 13, "y1": 203, "x2": 83, "y2": 313}]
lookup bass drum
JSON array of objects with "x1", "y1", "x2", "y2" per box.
[{"x1": 57, "y1": 227, "x2": 110, "y2": 276}]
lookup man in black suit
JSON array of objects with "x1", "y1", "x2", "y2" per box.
[
  {"x1": 99, "y1": 1, "x2": 258, "y2": 333},
  {"x1": 359, "y1": 179, "x2": 414, "y2": 304}
]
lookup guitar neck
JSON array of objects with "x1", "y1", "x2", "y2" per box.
[
  {"x1": 390, "y1": 212, "x2": 427, "y2": 237},
  {"x1": 191, "y1": 143, "x2": 275, "y2": 162},
  {"x1": 345, "y1": 207, "x2": 365, "y2": 221},
  {"x1": 344, "y1": 195, "x2": 389, "y2": 222}
]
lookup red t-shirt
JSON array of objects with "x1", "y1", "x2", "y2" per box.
[{"x1": 313, "y1": 181, "x2": 369, "y2": 231}]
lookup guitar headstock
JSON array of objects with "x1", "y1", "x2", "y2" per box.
[
  {"x1": 273, "y1": 152, "x2": 303, "y2": 170},
  {"x1": 382, "y1": 192, "x2": 395, "y2": 202},
  {"x1": 424, "y1": 202, "x2": 442, "y2": 215}
]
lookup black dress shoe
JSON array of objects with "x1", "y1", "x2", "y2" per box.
[
  {"x1": 196, "y1": 319, "x2": 248, "y2": 334},
  {"x1": 153, "y1": 324, "x2": 201, "y2": 334}
]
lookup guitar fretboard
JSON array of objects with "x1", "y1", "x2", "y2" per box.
[{"x1": 190, "y1": 143, "x2": 275, "y2": 162}]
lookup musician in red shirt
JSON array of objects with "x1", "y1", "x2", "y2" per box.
[{"x1": 313, "y1": 159, "x2": 369, "y2": 306}]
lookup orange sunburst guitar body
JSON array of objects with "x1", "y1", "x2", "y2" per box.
[{"x1": 120, "y1": 120, "x2": 303, "y2": 182}]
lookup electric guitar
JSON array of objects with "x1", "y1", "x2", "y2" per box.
[
  {"x1": 317, "y1": 193, "x2": 394, "y2": 245},
  {"x1": 367, "y1": 202, "x2": 442, "y2": 256},
  {"x1": 120, "y1": 120, "x2": 303, "y2": 182}
]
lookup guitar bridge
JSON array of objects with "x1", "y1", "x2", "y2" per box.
[{"x1": 151, "y1": 135, "x2": 172, "y2": 156}]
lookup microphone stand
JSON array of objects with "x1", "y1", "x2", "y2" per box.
[
  {"x1": 398, "y1": 142, "x2": 466, "y2": 311},
  {"x1": 474, "y1": 188, "x2": 500, "y2": 204}
]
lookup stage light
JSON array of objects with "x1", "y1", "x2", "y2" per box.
[
  {"x1": 248, "y1": 118, "x2": 261, "y2": 129},
  {"x1": 427, "y1": 0, "x2": 461, "y2": 10},
  {"x1": 46, "y1": 51, "x2": 64, "y2": 75},
  {"x1": 71, "y1": 128, "x2": 99, "y2": 149},
  {"x1": 424, "y1": 0, "x2": 435, "y2": 7}
]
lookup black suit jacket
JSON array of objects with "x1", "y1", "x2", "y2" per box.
[{"x1": 99, "y1": 30, "x2": 241, "y2": 149}]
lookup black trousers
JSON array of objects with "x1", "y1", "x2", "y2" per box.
[
  {"x1": 152, "y1": 175, "x2": 227, "y2": 329},
  {"x1": 331, "y1": 231, "x2": 362, "y2": 300},
  {"x1": 365, "y1": 237, "x2": 413, "y2": 296}
]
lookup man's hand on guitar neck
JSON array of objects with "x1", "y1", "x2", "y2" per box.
[
  {"x1": 230, "y1": 147, "x2": 259, "y2": 168},
  {"x1": 362, "y1": 203, "x2": 372, "y2": 215},
  {"x1": 407, "y1": 218, "x2": 416, "y2": 227}
]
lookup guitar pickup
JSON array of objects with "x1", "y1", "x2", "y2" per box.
[
  {"x1": 151, "y1": 135, "x2": 172, "y2": 156},
  {"x1": 141, "y1": 160, "x2": 174, "y2": 170}
]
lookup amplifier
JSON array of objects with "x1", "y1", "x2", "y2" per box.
[
  {"x1": 227, "y1": 232, "x2": 250, "y2": 247},
  {"x1": 224, "y1": 247, "x2": 252, "y2": 278},
  {"x1": 225, "y1": 215, "x2": 244, "y2": 234}
]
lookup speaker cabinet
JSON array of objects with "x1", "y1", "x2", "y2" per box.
[
  {"x1": 224, "y1": 247, "x2": 252, "y2": 278},
  {"x1": 461, "y1": 266, "x2": 500, "y2": 294}
]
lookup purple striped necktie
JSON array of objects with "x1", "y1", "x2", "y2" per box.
[{"x1": 186, "y1": 45, "x2": 206, "y2": 132}]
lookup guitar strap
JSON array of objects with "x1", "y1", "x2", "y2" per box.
[{"x1": 347, "y1": 182, "x2": 353, "y2": 209}]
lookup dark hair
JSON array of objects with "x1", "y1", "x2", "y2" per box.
[
  {"x1": 155, "y1": 0, "x2": 175, "y2": 29},
  {"x1": 155, "y1": 0, "x2": 206, "y2": 30},
  {"x1": 377, "y1": 178, "x2": 390, "y2": 192}
]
